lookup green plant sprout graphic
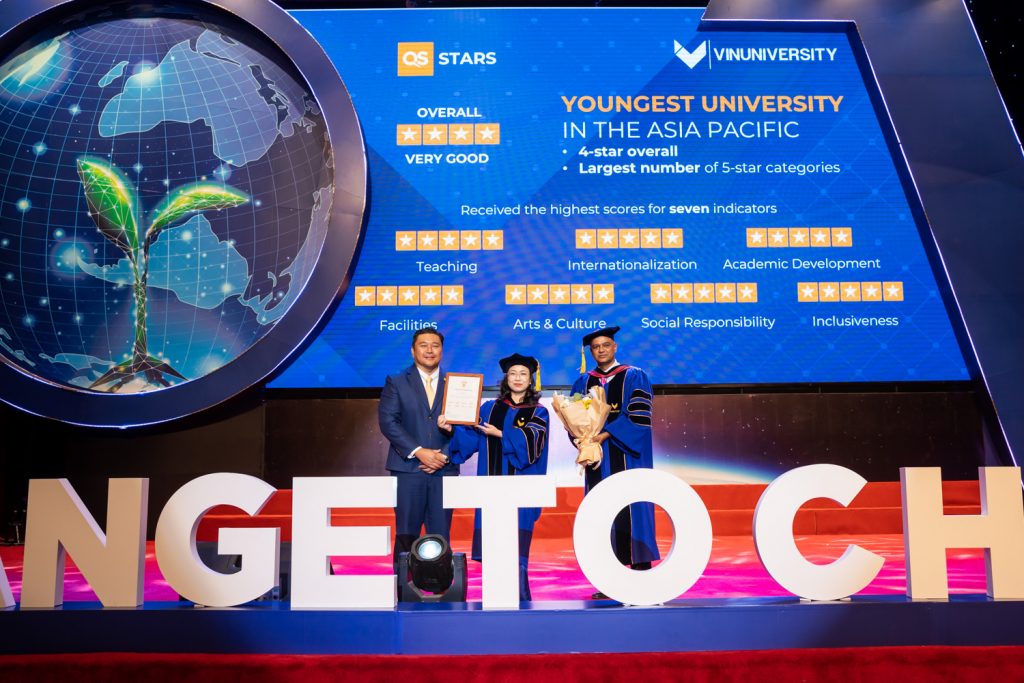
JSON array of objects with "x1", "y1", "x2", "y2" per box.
[{"x1": 76, "y1": 157, "x2": 249, "y2": 391}]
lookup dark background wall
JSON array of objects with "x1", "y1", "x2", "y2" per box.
[{"x1": 0, "y1": 1, "x2": 1019, "y2": 541}]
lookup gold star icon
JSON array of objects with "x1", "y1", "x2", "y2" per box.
[
  {"x1": 716, "y1": 283, "x2": 736, "y2": 302},
  {"x1": 641, "y1": 229, "x2": 662, "y2": 249},
  {"x1": 746, "y1": 228, "x2": 767, "y2": 248},
  {"x1": 423, "y1": 125, "x2": 448, "y2": 145},
  {"x1": 695, "y1": 283, "x2": 714, "y2": 303},
  {"x1": 840, "y1": 282, "x2": 861, "y2": 302},
  {"x1": 831, "y1": 227, "x2": 852, "y2": 247},
  {"x1": 483, "y1": 230, "x2": 504, "y2": 250},
  {"x1": 395, "y1": 231, "x2": 416, "y2": 251},
  {"x1": 461, "y1": 231, "x2": 481, "y2": 250},
  {"x1": 650, "y1": 284, "x2": 670, "y2": 303},
  {"x1": 883, "y1": 281, "x2": 904, "y2": 301},
  {"x1": 398, "y1": 286, "x2": 419, "y2": 306},
  {"x1": 598, "y1": 229, "x2": 618, "y2": 249},
  {"x1": 810, "y1": 228, "x2": 831, "y2": 247},
  {"x1": 797, "y1": 282, "x2": 819, "y2": 302},
  {"x1": 594, "y1": 284, "x2": 614, "y2": 303},
  {"x1": 528, "y1": 284, "x2": 549, "y2": 304},
  {"x1": 738, "y1": 283, "x2": 758, "y2": 303},
  {"x1": 663, "y1": 228, "x2": 683, "y2": 248},
  {"x1": 475, "y1": 123, "x2": 500, "y2": 145},
  {"x1": 377, "y1": 286, "x2": 397, "y2": 306},
  {"x1": 449, "y1": 124, "x2": 472, "y2": 145},
  {"x1": 789, "y1": 227, "x2": 809, "y2": 247},
  {"x1": 619, "y1": 229, "x2": 639, "y2": 248},
  {"x1": 819, "y1": 282, "x2": 840, "y2": 301},
  {"x1": 417, "y1": 231, "x2": 437, "y2": 251},
  {"x1": 421, "y1": 286, "x2": 441, "y2": 304},
  {"x1": 442, "y1": 285, "x2": 464, "y2": 305},
  {"x1": 862, "y1": 282, "x2": 882, "y2": 301},
  {"x1": 572, "y1": 285, "x2": 592, "y2": 304},
  {"x1": 673, "y1": 283, "x2": 693, "y2": 303},
  {"x1": 550, "y1": 284, "x2": 570, "y2": 303},
  {"x1": 768, "y1": 228, "x2": 789, "y2": 248},
  {"x1": 355, "y1": 286, "x2": 375, "y2": 306},
  {"x1": 576, "y1": 229, "x2": 596, "y2": 249},
  {"x1": 505, "y1": 285, "x2": 525, "y2": 305},
  {"x1": 396, "y1": 125, "x2": 421, "y2": 146},
  {"x1": 439, "y1": 230, "x2": 459, "y2": 250}
]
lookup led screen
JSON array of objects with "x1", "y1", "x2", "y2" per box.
[{"x1": 271, "y1": 8, "x2": 968, "y2": 388}]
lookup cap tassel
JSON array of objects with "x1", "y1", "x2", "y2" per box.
[
  {"x1": 535, "y1": 362, "x2": 542, "y2": 392},
  {"x1": 580, "y1": 345, "x2": 586, "y2": 375}
]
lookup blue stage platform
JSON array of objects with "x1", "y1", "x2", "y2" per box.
[{"x1": 4, "y1": 596, "x2": 1024, "y2": 655}]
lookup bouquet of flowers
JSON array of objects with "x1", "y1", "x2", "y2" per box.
[{"x1": 551, "y1": 386, "x2": 612, "y2": 472}]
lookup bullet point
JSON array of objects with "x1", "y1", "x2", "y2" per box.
[{"x1": 562, "y1": 166, "x2": 567, "y2": 171}]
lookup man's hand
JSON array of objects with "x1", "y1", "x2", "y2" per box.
[
  {"x1": 415, "y1": 447, "x2": 448, "y2": 473},
  {"x1": 594, "y1": 432, "x2": 610, "y2": 444}
]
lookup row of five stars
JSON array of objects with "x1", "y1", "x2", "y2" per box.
[{"x1": 748, "y1": 227, "x2": 852, "y2": 248}]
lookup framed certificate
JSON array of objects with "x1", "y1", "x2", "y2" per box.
[{"x1": 442, "y1": 373, "x2": 484, "y2": 425}]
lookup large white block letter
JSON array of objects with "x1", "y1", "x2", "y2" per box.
[
  {"x1": 444, "y1": 475, "x2": 557, "y2": 610},
  {"x1": 21, "y1": 478, "x2": 148, "y2": 608},
  {"x1": 291, "y1": 476, "x2": 396, "y2": 609},
  {"x1": 155, "y1": 473, "x2": 279, "y2": 607},
  {"x1": 573, "y1": 469, "x2": 712, "y2": 605},
  {"x1": 753, "y1": 464, "x2": 884, "y2": 601},
  {"x1": 902, "y1": 466, "x2": 1024, "y2": 599}
]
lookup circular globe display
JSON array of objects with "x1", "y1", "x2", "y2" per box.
[{"x1": 0, "y1": 0, "x2": 364, "y2": 425}]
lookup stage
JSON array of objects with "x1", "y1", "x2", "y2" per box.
[{"x1": 0, "y1": 480, "x2": 1015, "y2": 655}]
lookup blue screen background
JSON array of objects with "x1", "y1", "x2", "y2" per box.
[{"x1": 270, "y1": 8, "x2": 968, "y2": 388}]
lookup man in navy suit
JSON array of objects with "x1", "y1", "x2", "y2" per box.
[{"x1": 378, "y1": 327, "x2": 458, "y2": 566}]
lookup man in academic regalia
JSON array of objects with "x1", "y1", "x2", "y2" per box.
[{"x1": 571, "y1": 326, "x2": 658, "y2": 595}]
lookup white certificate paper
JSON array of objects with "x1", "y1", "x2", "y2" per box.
[{"x1": 442, "y1": 373, "x2": 484, "y2": 425}]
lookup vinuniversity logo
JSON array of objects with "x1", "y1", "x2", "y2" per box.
[{"x1": 673, "y1": 40, "x2": 708, "y2": 69}]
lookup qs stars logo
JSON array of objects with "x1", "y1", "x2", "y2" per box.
[{"x1": 398, "y1": 42, "x2": 434, "y2": 76}]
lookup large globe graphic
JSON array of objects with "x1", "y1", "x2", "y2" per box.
[{"x1": 0, "y1": 7, "x2": 334, "y2": 394}]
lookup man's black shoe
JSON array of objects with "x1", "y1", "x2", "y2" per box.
[{"x1": 591, "y1": 591, "x2": 609, "y2": 600}]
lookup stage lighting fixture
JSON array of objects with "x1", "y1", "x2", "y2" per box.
[{"x1": 398, "y1": 534, "x2": 468, "y2": 602}]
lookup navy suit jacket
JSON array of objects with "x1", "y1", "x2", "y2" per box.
[{"x1": 379, "y1": 364, "x2": 457, "y2": 475}]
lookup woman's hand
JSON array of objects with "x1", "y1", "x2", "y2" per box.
[
  {"x1": 475, "y1": 422, "x2": 502, "y2": 438},
  {"x1": 437, "y1": 415, "x2": 452, "y2": 433}
]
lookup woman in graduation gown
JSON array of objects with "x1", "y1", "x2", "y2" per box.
[{"x1": 438, "y1": 353, "x2": 549, "y2": 601}]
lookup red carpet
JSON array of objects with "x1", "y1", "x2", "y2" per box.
[{"x1": 2, "y1": 646, "x2": 1023, "y2": 682}]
